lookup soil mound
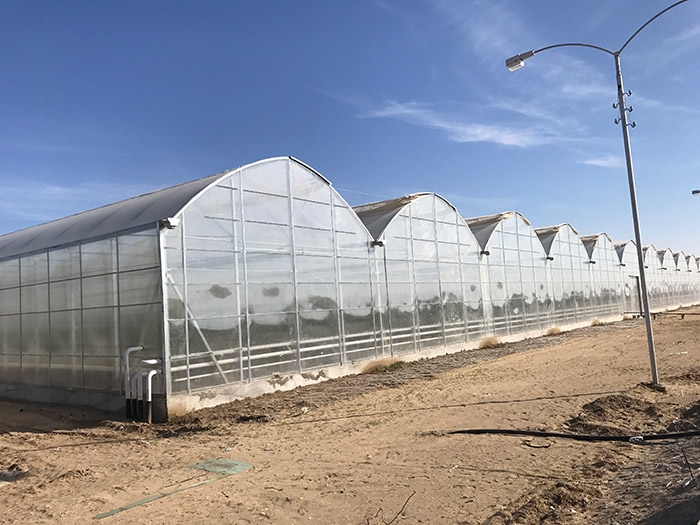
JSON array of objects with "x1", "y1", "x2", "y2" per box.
[
  {"x1": 565, "y1": 394, "x2": 666, "y2": 436},
  {"x1": 483, "y1": 482, "x2": 600, "y2": 525},
  {"x1": 667, "y1": 399, "x2": 700, "y2": 432}
]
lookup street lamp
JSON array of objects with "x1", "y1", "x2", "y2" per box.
[
  {"x1": 506, "y1": 0, "x2": 690, "y2": 386},
  {"x1": 692, "y1": 189, "x2": 700, "y2": 196}
]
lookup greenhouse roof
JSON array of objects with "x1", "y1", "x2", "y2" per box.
[
  {"x1": 353, "y1": 193, "x2": 430, "y2": 239},
  {"x1": 614, "y1": 240, "x2": 636, "y2": 261},
  {"x1": 0, "y1": 172, "x2": 225, "y2": 260},
  {"x1": 580, "y1": 233, "x2": 614, "y2": 259},
  {"x1": 534, "y1": 224, "x2": 579, "y2": 255},
  {"x1": 465, "y1": 211, "x2": 532, "y2": 251},
  {"x1": 0, "y1": 157, "x2": 342, "y2": 261}
]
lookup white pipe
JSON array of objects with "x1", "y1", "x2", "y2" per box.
[
  {"x1": 136, "y1": 359, "x2": 160, "y2": 421},
  {"x1": 146, "y1": 369, "x2": 160, "y2": 424},
  {"x1": 136, "y1": 359, "x2": 159, "y2": 402},
  {"x1": 146, "y1": 369, "x2": 159, "y2": 403},
  {"x1": 122, "y1": 346, "x2": 143, "y2": 418},
  {"x1": 123, "y1": 346, "x2": 144, "y2": 398}
]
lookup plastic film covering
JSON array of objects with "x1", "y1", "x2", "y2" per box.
[
  {"x1": 535, "y1": 224, "x2": 588, "y2": 326},
  {"x1": 163, "y1": 157, "x2": 375, "y2": 394},
  {"x1": 0, "y1": 228, "x2": 163, "y2": 391},
  {"x1": 466, "y1": 212, "x2": 551, "y2": 336},
  {"x1": 615, "y1": 241, "x2": 642, "y2": 314},
  {"x1": 654, "y1": 248, "x2": 676, "y2": 309},
  {"x1": 643, "y1": 245, "x2": 664, "y2": 310},
  {"x1": 685, "y1": 256, "x2": 699, "y2": 305},
  {"x1": 356, "y1": 194, "x2": 483, "y2": 355},
  {"x1": 0, "y1": 176, "x2": 224, "y2": 262},
  {"x1": 674, "y1": 252, "x2": 692, "y2": 305},
  {"x1": 579, "y1": 234, "x2": 623, "y2": 320}
]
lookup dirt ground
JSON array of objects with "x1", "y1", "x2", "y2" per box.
[{"x1": 3, "y1": 310, "x2": 700, "y2": 525}]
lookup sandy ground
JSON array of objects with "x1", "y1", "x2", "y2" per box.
[{"x1": 3, "y1": 310, "x2": 700, "y2": 524}]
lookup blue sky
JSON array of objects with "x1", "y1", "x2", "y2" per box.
[{"x1": 2, "y1": 0, "x2": 700, "y2": 254}]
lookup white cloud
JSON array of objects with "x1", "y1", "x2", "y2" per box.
[
  {"x1": 630, "y1": 93, "x2": 700, "y2": 114},
  {"x1": 328, "y1": 2, "x2": 618, "y2": 151},
  {"x1": 361, "y1": 100, "x2": 557, "y2": 147},
  {"x1": 430, "y1": 0, "x2": 531, "y2": 62},
  {"x1": 664, "y1": 24, "x2": 700, "y2": 44},
  {"x1": 579, "y1": 155, "x2": 623, "y2": 168},
  {"x1": 560, "y1": 81, "x2": 611, "y2": 100},
  {"x1": 488, "y1": 97, "x2": 583, "y2": 129}
]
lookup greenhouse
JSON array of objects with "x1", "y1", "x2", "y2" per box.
[
  {"x1": 354, "y1": 193, "x2": 484, "y2": 350},
  {"x1": 579, "y1": 233, "x2": 624, "y2": 320},
  {"x1": 465, "y1": 212, "x2": 550, "y2": 336},
  {"x1": 614, "y1": 240, "x2": 642, "y2": 314},
  {"x1": 1, "y1": 156, "x2": 699, "y2": 420},
  {"x1": 535, "y1": 223, "x2": 591, "y2": 326}
]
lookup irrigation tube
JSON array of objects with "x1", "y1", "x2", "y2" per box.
[
  {"x1": 447, "y1": 428, "x2": 700, "y2": 443},
  {"x1": 122, "y1": 345, "x2": 143, "y2": 418}
]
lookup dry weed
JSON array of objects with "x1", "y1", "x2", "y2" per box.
[
  {"x1": 361, "y1": 358, "x2": 405, "y2": 374},
  {"x1": 478, "y1": 337, "x2": 501, "y2": 349}
]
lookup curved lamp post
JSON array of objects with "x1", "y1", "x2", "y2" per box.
[{"x1": 506, "y1": 0, "x2": 689, "y2": 386}]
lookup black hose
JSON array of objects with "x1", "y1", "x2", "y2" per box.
[{"x1": 447, "y1": 428, "x2": 700, "y2": 443}]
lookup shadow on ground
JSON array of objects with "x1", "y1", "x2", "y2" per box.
[
  {"x1": 0, "y1": 399, "x2": 119, "y2": 434},
  {"x1": 641, "y1": 493, "x2": 700, "y2": 525}
]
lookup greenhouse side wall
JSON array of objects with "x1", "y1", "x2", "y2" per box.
[{"x1": 0, "y1": 228, "x2": 164, "y2": 409}]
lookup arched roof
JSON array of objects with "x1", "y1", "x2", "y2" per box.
[
  {"x1": 614, "y1": 240, "x2": 634, "y2": 262},
  {"x1": 464, "y1": 211, "x2": 532, "y2": 251},
  {"x1": 615, "y1": 240, "x2": 640, "y2": 270},
  {"x1": 0, "y1": 156, "x2": 331, "y2": 261},
  {"x1": 353, "y1": 192, "x2": 459, "y2": 239},
  {"x1": 643, "y1": 245, "x2": 662, "y2": 269},
  {"x1": 675, "y1": 251, "x2": 689, "y2": 272},
  {"x1": 580, "y1": 233, "x2": 614, "y2": 260},
  {"x1": 534, "y1": 223, "x2": 579, "y2": 256},
  {"x1": 657, "y1": 248, "x2": 675, "y2": 270}
]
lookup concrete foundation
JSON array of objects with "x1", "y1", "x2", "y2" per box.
[{"x1": 166, "y1": 314, "x2": 620, "y2": 417}]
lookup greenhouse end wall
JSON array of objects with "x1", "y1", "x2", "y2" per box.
[{"x1": 162, "y1": 158, "x2": 378, "y2": 400}]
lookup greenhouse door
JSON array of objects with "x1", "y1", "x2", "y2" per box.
[{"x1": 625, "y1": 276, "x2": 641, "y2": 314}]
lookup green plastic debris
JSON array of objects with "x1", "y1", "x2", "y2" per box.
[
  {"x1": 94, "y1": 458, "x2": 251, "y2": 520},
  {"x1": 190, "y1": 458, "x2": 251, "y2": 475}
]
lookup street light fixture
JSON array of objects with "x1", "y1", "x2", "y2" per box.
[
  {"x1": 692, "y1": 189, "x2": 700, "y2": 196},
  {"x1": 505, "y1": 0, "x2": 690, "y2": 386}
]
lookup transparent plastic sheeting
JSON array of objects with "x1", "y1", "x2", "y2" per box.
[
  {"x1": 0, "y1": 230, "x2": 162, "y2": 391},
  {"x1": 0, "y1": 157, "x2": 699, "y2": 398}
]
